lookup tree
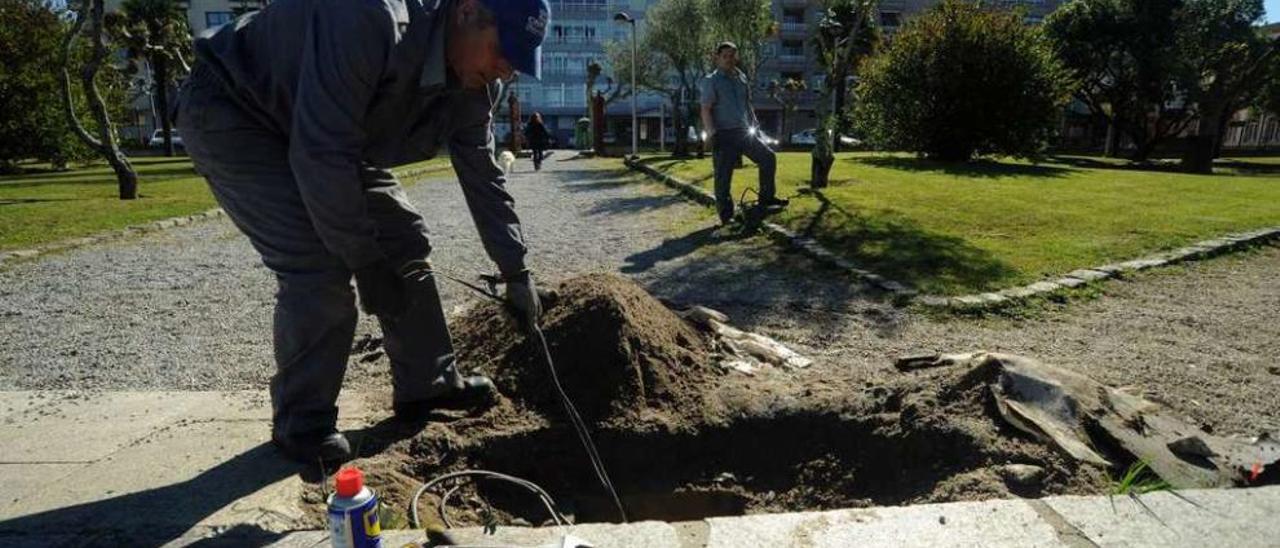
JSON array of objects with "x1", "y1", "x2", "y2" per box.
[
  {"x1": 610, "y1": 0, "x2": 714, "y2": 157},
  {"x1": 854, "y1": 0, "x2": 1069, "y2": 162},
  {"x1": 1045, "y1": 0, "x2": 1195, "y2": 161},
  {"x1": 107, "y1": 0, "x2": 192, "y2": 157},
  {"x1": 810, "y1": 0, "x2": 879, "y2": 186},
  {"x1": 1178, "y1": 0, "x2": 1276, "y2": 173},
  {"x1": 62, "y1": 0, "x2": 139, "y2": 199},
  {"x1": 705, "y1": 0, "x2": 776, "y2": 82},
  {"x1": 0, "y1": 0, "x2": 102, "y2": 171},
  {"x1": 768, "y1": 78, "x2": 807, "y2": 145}
]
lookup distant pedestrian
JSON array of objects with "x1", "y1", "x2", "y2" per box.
[
  {"x1": 525, "y1": 112, "x2": 550, "y2": 171},
  {"x1": 700, "y1": 41, "x2": 787, "y2": 225}
]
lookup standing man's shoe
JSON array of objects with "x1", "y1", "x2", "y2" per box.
[
  {"x1": 272, "y1": 431, "x2": 353, "y2": 465},
  {"x1": 394, "y1": 375, "x2": 498, "y2": 423}
]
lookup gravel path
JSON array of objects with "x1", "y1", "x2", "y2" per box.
[
  {"x1": 0, "y1": 155, "x2": 692, "y2": 390},
  {"x1": 2, "y1": 155, "x2": 1277, "y2": 437}
]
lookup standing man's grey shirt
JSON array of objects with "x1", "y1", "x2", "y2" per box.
[
  {"x1": 700, "y1": 68, "x2": 753, "y2": 131},
  {"x1": 191, "y1": 0, "x2": 526, "y2": 276}
]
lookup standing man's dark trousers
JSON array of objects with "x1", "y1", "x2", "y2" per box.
[
  {"x1": 177, "y1": 67, "x2": 465, "y2": 442},
  {"x1": 531, "y1": 148, "x2": 545, "y2": 171},
  {"x1": 712, "y1": 128, "x2": 777, "y2": 223}
]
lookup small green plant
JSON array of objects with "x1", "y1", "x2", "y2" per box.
[{"x1": 1107, "y1": 460, "x2": 1171, "y2": 496}]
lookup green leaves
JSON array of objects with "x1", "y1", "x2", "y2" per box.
[{"x1": 853, "y1": 0, "x2": 1069, "y2": 162}]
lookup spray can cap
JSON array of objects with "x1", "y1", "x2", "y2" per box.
[{"x1": 334, "y1": 466, "x2": 364, "y2": 498}]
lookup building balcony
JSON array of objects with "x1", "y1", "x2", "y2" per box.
[
  {"x1": 774, "y1": 54, "x2": 809, "y2": 70},
  {"x1": 779, "y1": 22, "x2": 808, "y2": 36},
  {"x1": 779, "y1": 0, "x2": 812, "y2": 8}
]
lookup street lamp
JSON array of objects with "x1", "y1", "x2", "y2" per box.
[{"x1": 613, "y1": 11, "x2": 637, "y2": 158}]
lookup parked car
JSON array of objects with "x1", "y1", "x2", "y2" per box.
[
  {"x1": 148, "y1": 129, "x2": 183, "y2": 149},
  {"x1": 789, "y1": 128, "x2": 860, "y2": 147},
  {"x1": 748, "y1": 126, "x2": 779, "y2": 146}
]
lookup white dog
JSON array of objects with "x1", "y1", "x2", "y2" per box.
[{"x1": 498, "y1": 150, "x2": 516, "y2": 174}]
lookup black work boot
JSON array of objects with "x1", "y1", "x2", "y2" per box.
[
  {"x1": 394, "y1": 375, "x2": 498, "y2": 423},
  {"x1": 272, "y1": 431, "x2": 352, "y2": 465}
]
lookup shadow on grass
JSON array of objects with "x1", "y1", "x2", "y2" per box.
[
  {"x1": 1212, "y1": 158, "x2": 1280, "y2": 175},
  {"x1": 855, "y1": 156, "x2": 1074, "y2": 179},
  {"x1": 1044, "y1": 155, "x2": 1200, "y2": 174},
  {"x1": 0, "y1": 198, "x2": 86, "y2": 206},
  {"x1": 0, "y1": 165, "x2": 200, "y2": 188},
  {"x1": 633, "y1": 156, "x2": 714, "y2": 184},
  {"x1": 798, "y1": 190, "x2": 1019, "y2": 294}
]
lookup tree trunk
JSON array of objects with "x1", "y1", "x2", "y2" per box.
[
  {"x1": 832, "y1": 77, "x2": 847, "y2": 154},
  {"x1": 1130, "y1": 139, "x2": 1155, "y2": 163},
  {"x1": 1180, "y1": 102, "x2": 1227, "y2": 174},
  {"x1": 1103, "y1": 120, "x2": 1117, "y2": 157},
  {"x1": 62, "y1": 0, "x2": 138, "y2": 199},
  {"x1": 1210, "y1": 107, "x2": 1232, "y2": 160},
  {"x1": 671, "y1": 95, "x2": 688, "y2": 158},
  {"x1": 780, "y1": 108, "x2": 790, "y2": 146},
  {"x1": 156, "y1": 58, "x2": 174, "y2": 157}
]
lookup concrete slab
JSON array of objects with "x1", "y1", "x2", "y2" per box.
[
  {"x1": 0, "y1": 391, "x2": 68, "y2": 423},
  {"x1": 1026, "y1": 281, "x2": 1062, "y2": 293},
  {"x1": 1065, "y1": 269, "x2": 1111, "y2": 282},
  {"x1": 705, "y1": 499, "x2": 1062, "y2": 547},
  {"x1": 267, "y1": 522, "x2": 682, "y2": 548},
  {"x1": 0, "y1": 419, "x2": 304, "y2": 541},
  {"x1": 180, "y1": 390, "x2": 386, "y2": 422},
  {"x1": 999, "y1": 286, "x2": 1040, "y2": 299},
  {"x1": 0, "y1": 464, "x2": 84, "y2": 509},
  {"x1": 1044, "y1": 486, "x2": 1280, "y2": 547},
  {"x1": 1054, "y1": 277, "x2": 1087, "y2": 289},
  {"x1": 1, "y1": 392, "x2": 224, "y2": 463}
]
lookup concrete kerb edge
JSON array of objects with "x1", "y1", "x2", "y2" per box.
[
  {"x1": 623, "y1": 158, "x2": 908, "y2": 295},
  {"x1": 0, "y1": 165, "x2": 443, "y2": 268},
  {"x1": 930, "y1": 226, "x2": 1280, "y2": 311}
]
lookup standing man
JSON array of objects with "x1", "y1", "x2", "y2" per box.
[
  {"x1": 176, "y1": 0, "x2": 550, "y2": 464},
  {"x1": 700, "y1": 41, "x2": 787, "y2": 225}
]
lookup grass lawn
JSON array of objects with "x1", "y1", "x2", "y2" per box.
[
  {"x1": 1, "y1": 156, "x2": 450, "y2": 252},
  {"x1": 637, "y1": 152, "x2": 1280, "y2": 295}
]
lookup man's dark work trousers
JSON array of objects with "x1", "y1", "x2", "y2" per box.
[
  {"x1": 712, "y1": 128, "x2": 777, "y2": 221},
  {"x1": 177, "y1": 66, "x2": 463, "y2": 439}
]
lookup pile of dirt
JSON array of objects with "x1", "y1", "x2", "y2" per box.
[
  {"x1": 450, "y1": 273, "x2": 715, "y2": 426},
  {"x1": 329, "y1": 279, "x2": 1114, "y2": 527}
]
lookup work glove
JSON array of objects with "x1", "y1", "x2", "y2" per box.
[
  {"x1": 503, "y1": 271, "x2": 542, "y2": 328},
  {"x1": 353, "y1": 259, "x2": 407, "y2": 319}
]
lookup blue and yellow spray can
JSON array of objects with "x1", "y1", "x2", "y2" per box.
[{"x1": 328, "y1": 466, "x2": 382, "y2": 548}]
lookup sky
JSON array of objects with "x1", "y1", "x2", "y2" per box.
[{"x1": 1270, "y1": 0, "x2": 1280, "y2": 22}]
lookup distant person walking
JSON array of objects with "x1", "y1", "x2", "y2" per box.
[
  {"x1": 700, "y1": 41, "x2": 786, "y2": 225},
  {"x1": 525, "y1": 112, "x2": 550, "y2": 171}
]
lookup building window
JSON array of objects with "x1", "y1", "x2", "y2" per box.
[
  {"x1": 205, "y1": 11, "x2": 234, "y2": 28},
  {"x1": 549, "y1": 0, "x2": 607, "y2": 7},
  {"x1": 782, "y1": 8, "x2": 804, "y2": 24},
  {"x1": 781, "y1": 40, "x2": 804, "y2": 57},
  {"x1": 551, "y1": 23, "x2": 599, "y2": 44},
  {"x1": 879, "y1": 11, "x2": 901, "y2": 27}
]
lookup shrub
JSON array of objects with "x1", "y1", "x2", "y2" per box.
[{"x1": 853, "y1": 0, "x2": 1069, "y2": 162}]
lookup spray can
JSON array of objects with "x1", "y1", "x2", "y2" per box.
[{"x1": 328, "y1": 466, "x2": 382, "y2": 548}]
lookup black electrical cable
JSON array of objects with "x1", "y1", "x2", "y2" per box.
[{"x1": 424, "y1": 267, "x2": 629, "y2": 523}]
